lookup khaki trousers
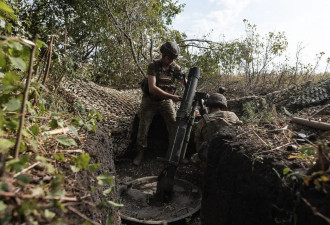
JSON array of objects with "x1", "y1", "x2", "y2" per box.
[{"x1": 136, "y1": 94, "x2": 176, "y2": 149}]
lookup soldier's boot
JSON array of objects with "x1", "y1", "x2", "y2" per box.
[{"x1": 133, "y1": 148, "x2": 144, "y2": 166}]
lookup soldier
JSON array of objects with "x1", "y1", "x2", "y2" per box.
[
  {"x1": 133, "y1": 41, "x2": 185, "y2": 166},
  {"x1": 193, "y1": 93, "x2": 242, "y2": 165}
]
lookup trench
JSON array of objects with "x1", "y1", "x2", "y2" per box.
[
  {"x1": 112, "y1": 117, "x2": 329, "y2": 225},
  {"x1": 114, "y1": 113, "x2": 203, "y2": 225},
  {"x1": 63, "y1": 79, "x2": 330, "y2": 225}
]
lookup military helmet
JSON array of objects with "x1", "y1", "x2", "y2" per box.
[
  {"x1": 206, "y1": 93, "x2": 227, "y2": 109},
  {"x1": 160, "y1": 41, "x2": 180, "y2": 59}
]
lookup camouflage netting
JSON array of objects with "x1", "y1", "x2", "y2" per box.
[
  {"x1": 59, "y1": 79, "x2": 142, "y2": 157},
  {"x1": 228, "y1": 78, "x2": 330, "y2": 116},
  {"x1": 58, "y1": 78, "x2": 329, "y2": 158}
]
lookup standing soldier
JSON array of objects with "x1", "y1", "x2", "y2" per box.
[
  {"x1": 133, "y1": 41, "x2": 185, "y2": 166},
  {"x1": 193, "y1": 93, "x2": 242, "y2": 166}
]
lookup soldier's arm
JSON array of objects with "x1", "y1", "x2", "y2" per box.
[{"x1": 148, "y1": 75, "x2": 181, "y2": 102}]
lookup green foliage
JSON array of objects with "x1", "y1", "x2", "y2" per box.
[
  {"x1": 55, "y1": 136, "x2": 77, "y2": 147},
  {"x1": 72, "y1": 153, "x2": 90, "y2": 170}
]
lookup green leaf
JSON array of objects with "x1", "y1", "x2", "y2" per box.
[
  {"x1": 50, "y1": 119, "x2": 58, "y2": 129},
  {"x1": 0, "y1": 51, "x2": 6, "y2": 69},
  {"x1": 56, "y1": 137, "x2": 77, "y2": 147},
  {"x1": 7, "y1": 41, "x2": 23, "y2": 51},
  {"x1": 88, "y1": 163, "x2": 101, "y2": 173},
  {"x1": 16, "y1": 174, "x2": 32, "y2": 185},
  {"x1": 0, "y1": 112, "x2": 4, "y2": 128},
  {"x1": 300, "y1": 146, "x2": 315, "y2": 156},
  {"x1": 107, "y1": 201, "x2": 123, "y2": 208},
  {"x1": 9, "y1": 56, "x2": 26, "y2": 71},
  {"x1": 5, "y1": 98, "x2": 21, "y2": 111},
  {"x1": 68, "y1": 125, "x2": 78, "y2": 137},
  {"x1": 0, "y1": 1, "x2": 16, "y2": 20},
  {"x1": 36, "y1": 40, "x2": 47, "y2": 49},
  {"x1": 282, "y1": 167, "x2": 291, "y2": 175},
  {"x1": 6, "y1": 154, "x2": 30, "y2": 172},
  {"x1": 82, "y1": 221, "x2": 92, "y2": 225},
  {"x1": 70, "y1": 165, "x2": 80, "y2": 173},
  {"x1": 97, "y1": 175, "x2": 114, "y2": 186},
  {"x1": 53, "y1": 154, "x2": 65, "y2": 162},
  {"x1": 2, "y1": 72, "x2": 19, "y2": 86},
  {"x1": 49, "y1": 174, "x2": 64, "y2": 197},
  {"x1": 36, "y1": 156, "x2": 55, "y2": 174},
  {"x1": 30, "y1": 125, "x2": 39, "y2": 136},
  {"x1": 103, "y1": 187, "x2": 113, "y2": 196},
  {"x1": 44, "y1": 209, "x2": 55, "y2": 219},
  {"x1": 0, "y1": 201, "x2": 7, "y2": 211},
  {"x1": 0, "y1": 138, "x2": 14, "y2": 153},
  {"x1": 31, "y1": 187, "x2": 44, "y2": 197},
  {"x1": 72, "y1": 153, "x2": 90, "y2": 170}
]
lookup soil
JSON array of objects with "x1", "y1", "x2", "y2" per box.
[
  {"x1": 118, "y1": 176, "x2": 201, "y2": 223},
  {"x1": 60, "y1": 78, "x2": 329, "y2": 225},
  {"x1": 115, "y1": 114, "x2": 204, "y2": 225},
  {"x1": 202, "y1": 124, "x2": 330, "y2": 225}
]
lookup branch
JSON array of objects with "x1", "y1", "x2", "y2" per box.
[
  {"x1": 0, "y1": 192, "x2": 77, "y2": 201},
  {"x1": 150, "y1": 37, "x2": 153, "y2": 61},
  {"x1": 13, "y1": 162, "x2": 41, "y2": 178},
  {"x1": 103, "y1": 0, "x2": 146, "y2": 78},
  {"x1": 302, "y1": 197, "x2": 330, "y2": 224},
  {"x1": 14, "y1": 35, "x2": 39, "y2": 159},
  {"x1": 139, "y1": 31, "x2": 148, "y2": 62},
  {"x1": 42, "y1": 35, "x2": 54, "y2": 85},
  {"x1": 68, "y1": 206, "x2": 101, "y2": 225}
]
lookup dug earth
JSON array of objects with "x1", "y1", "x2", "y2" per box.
[{"x1": 60, "y1": 78, "x2": 329, "y2": 225}]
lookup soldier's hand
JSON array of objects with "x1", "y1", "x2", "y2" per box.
[{"x1": 171, "y1": 95, "x2": 182, "y2": 102}]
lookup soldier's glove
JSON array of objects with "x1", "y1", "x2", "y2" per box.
[{"x1": 173, "y1": 71, "x2": 185, "y2": 80}]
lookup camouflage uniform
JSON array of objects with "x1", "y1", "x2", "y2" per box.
[
  {"x1": 136, "y1": 59, "x2": 182, "y2": 150},
  {"x1": 194, "y1": 110, "x2": 242, "y2": 161}
]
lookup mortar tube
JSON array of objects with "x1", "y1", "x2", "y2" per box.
[
  {"x1": 180, "y1": 99, "x2": 198, "y2": 161},
  {"x1": 167, "y1": 67, "x2": 200, "y2": 165}
]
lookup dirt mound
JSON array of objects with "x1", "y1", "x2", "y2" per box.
[{"x1": 202, "y1": 125, "x2": 330, "y2": 225}]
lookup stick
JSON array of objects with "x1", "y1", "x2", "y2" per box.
[
  {"x1": 60, "y1": 149, "x2": 85, "y2": 153},
  {"x1": 310, "y1": 104, "x2": 330, "y2": 118},
  {"x1": 42, "y1": 35, "x2": 54, "y2": 85},
  {"x1": 14, "y1": 35, "x2": 39, "y2": 159},
  {"x1": 13, "y1": 162, "x2": 41, "y2": 178},
  {"x1": 302, "y1": 197, "x2": 330, "y2": 224},
  {"x1": 291, "y1": 117, "x2": 330, "y2": 131},
  {"x1": 256, "y1": 143, "x2": 291, "y2": 155},
  {"x1": 67, "y1": 206, "x2": 101, "y2": 225},
  {"x1": 284, "y1": 107, "x2": 330, "y2": 130},
  {"x1": 0, "y1": 192, "x2": 77, "y2": 201},
  {"x1": 252, "y1": 130, "x2": 270, "y2": 147},
  {"x1": 42, "y1": 127, "x2": 70, "y2": 135}
]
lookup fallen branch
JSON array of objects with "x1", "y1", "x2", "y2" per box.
[
  {"x1": 310, "y1": 104, "x2": 330, "y2": 118},
  {"x1": 68, "y1": 206, "x2": 101, "y2": 225},
  {"x1": 302, "y1": 197, "x2": 330, "y2": 224},
  {"x1": 0, "y1": 192, "x2": 77, "y2": 201},
  {"x1": 13, "y1": 162, "x2": 41, "y2": 178},
  {"x1": 60, "y1": 149, "x2": 85, "y2": 153},
  {"x1": 42, "y1": 127, "x2": 70, "y2": 135},
  {"x1": 291, "y1": 117, "x2": 330, "y2": 131},
  {"x1": 252, "y1": 130, "x2": 270, "y2": 147},
  {"x1": 284, "y1": 107, "x2": 330, "y2": 131}
]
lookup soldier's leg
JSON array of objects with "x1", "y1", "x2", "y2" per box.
[
  {"x1": 134, "y1": 96, "x2": 157, "y2": 165},
  {"x1": 158, "y1": 99, "x2": 177, "y2": 146}
]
